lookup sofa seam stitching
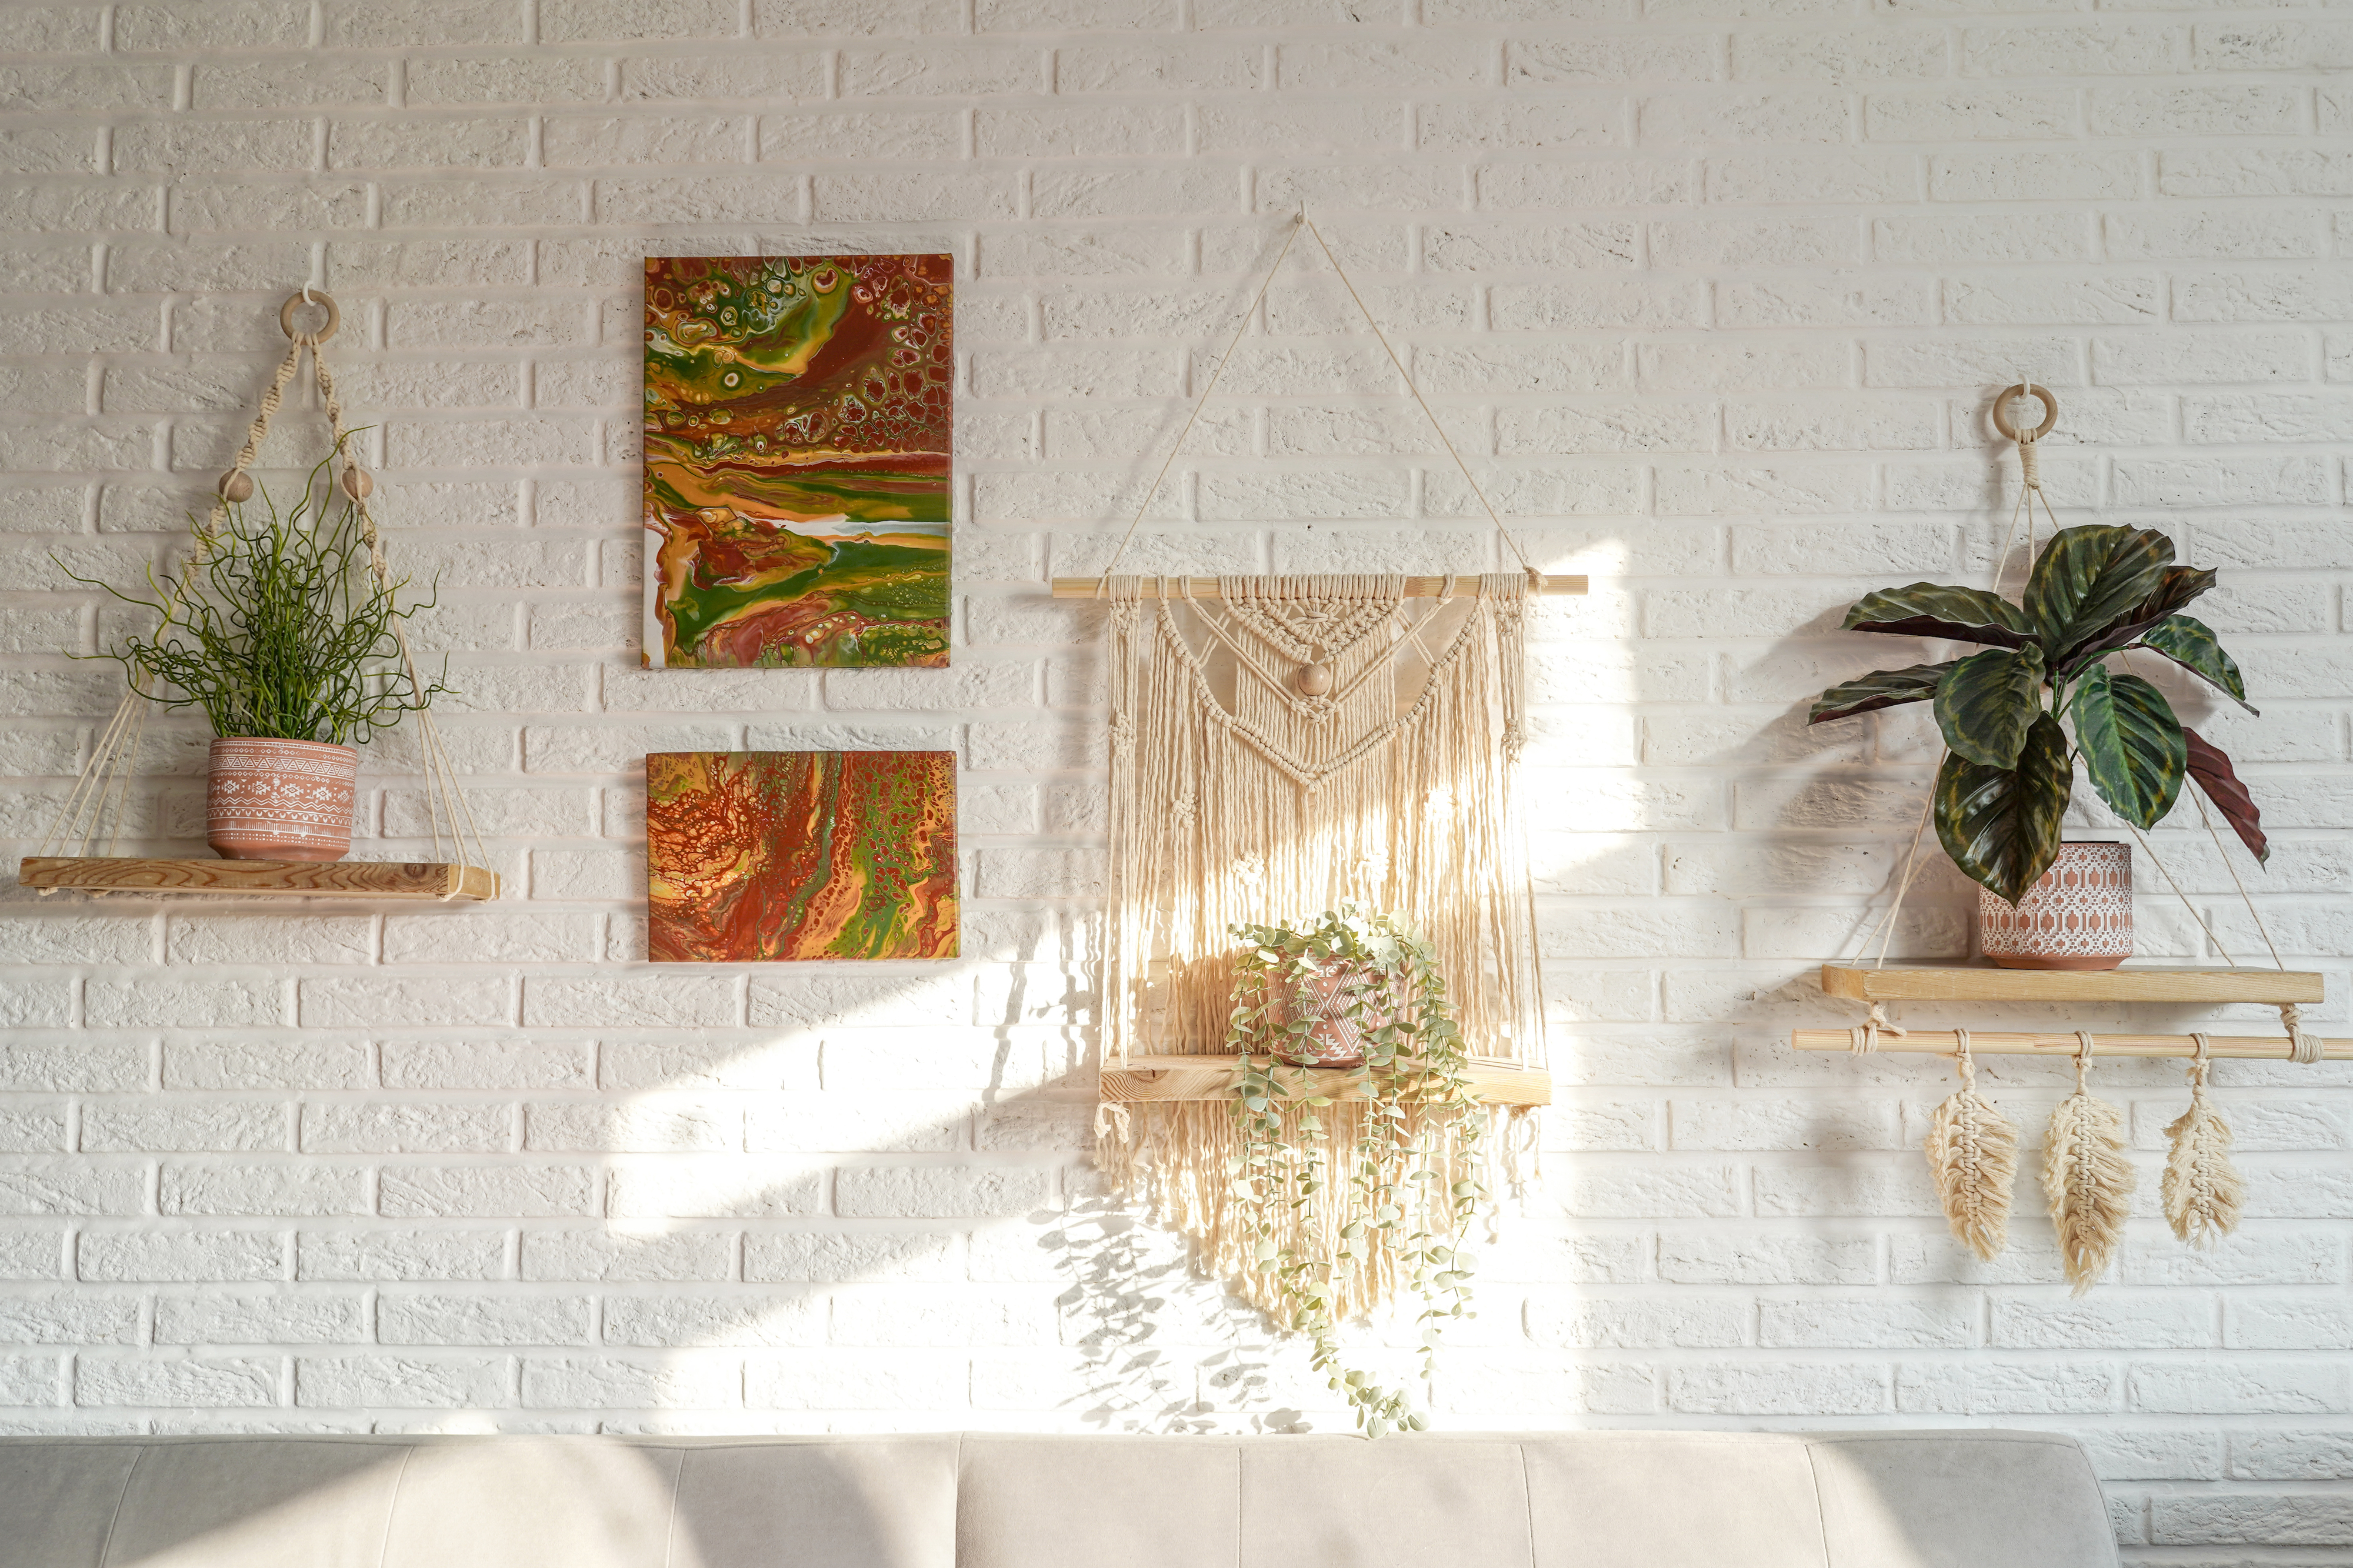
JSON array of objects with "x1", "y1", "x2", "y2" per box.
[
  {"x1": 1800, "y1": 1440, "x2": 1834, "y2": 1568},
  {"x1": 1517, "y1": 1441, "x2": 1537, "y2": 1568},
  {"x1": 657, "y1": 1444, "x2": 685, "y2": 1568},
  {"x1": 93, "y1": 1442, "x2": 145, "y2": 1568},
  {"x1": 370, "y1": 1443, "x2": 416, "y2": 1568}
]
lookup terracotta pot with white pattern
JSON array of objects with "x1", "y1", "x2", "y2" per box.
[
  {"x1": 1267, "y1": 959, "x2": 1409, "y2": 1069},
  {"x1": 1979, "y1": 840, "x2": 2132, "y2": 971},
  {"x1": 206, "y1": 737, "x2": 357, "y2": 861}
]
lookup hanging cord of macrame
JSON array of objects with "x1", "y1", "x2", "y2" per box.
[
  {"x1": 1951, "y1": 1026, "x2": 1973, "y2": 1081},
  {"x1": 1298, "y1": 216, "x2": 1541, "y2": 585},
  {"x1": 1095, "y1": 213, "x2": 1541, "y2": 590},
  {"x1": 1989, "y1": 381, "x2": 2058, "y2": 598},
  {"x1": 2075, "y1": 1028, "x2": 2097, "y2": 1086},
  {"x1": 2188, "y1": 1030, "x2": 2213, "y2": 1088},
  {"x1": 1095, "y1": 215, "x2": 1305, "y2": 590}
]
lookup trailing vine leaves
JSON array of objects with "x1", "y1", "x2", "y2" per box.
[
  {"x1": 1811, "y1": 522, "x2": 2269, "y2": 904},
  {"x1": 1226, "y1": 906, "x2": 1487, "y2": 1438},
  {"x1": 1936, "y1": 713, "x2": 2070, "y2": 905},
  {"x1": 1933, "y1": 644, "x2": 2045, "y2": 768},
  {"x1": 2071, "y1": 667, "x2": 2186, "y2": 830},
  {"x1": 64, "y1": 451, "x2": 447, "y2": 745},
  {"x1": 2185, "y1": 727, "x2": 2269, "y2": 863},
  {"x1": 1809, "y1": 662, "x2": 1954, "y2": 724}
]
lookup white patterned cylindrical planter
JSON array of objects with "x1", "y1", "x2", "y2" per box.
[
  {"x1": 1979, "y1": 840, "x2": 2133, "y2": 970},
  {"x1": 206, "y1": 737, "x2": 358, "y2": 862}
]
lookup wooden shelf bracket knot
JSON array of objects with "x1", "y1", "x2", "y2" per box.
[
  {"x1": 2282, "y1": 1002, "x2": 2322, "y2": 1065},
  {"x1": 1850, "y1": 1000, "x2": 1905, "y2": 1054}
]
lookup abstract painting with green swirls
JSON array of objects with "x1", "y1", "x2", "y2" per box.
[{"x1": 643, "y1": 255, "x2": 951, "y2": 669}]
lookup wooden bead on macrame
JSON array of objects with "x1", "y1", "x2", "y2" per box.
[
  {"x1": 216, "y1": 471, "x2": 254, "y2": 503},
  {"x1": 1294, "y1": 662, "x2": 1334, "y2": 696},
  {"x1": 339, "y1": 465, "x2": 374, "y2": 501}
]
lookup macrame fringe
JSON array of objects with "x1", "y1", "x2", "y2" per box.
[
  {"x1": 1923, "y1": 1029, "x2": 2017, "y2": 1262},
  {"x1": 2043, "y1": 1033, "x2": 2135, "y2": 1295},
  {"x1": 1095, "y1": 575, "x2": 1544, "y2": 1322},
  {"x1": 2164, "y1": 1033, "x2": 2244, "y2": 1249}
]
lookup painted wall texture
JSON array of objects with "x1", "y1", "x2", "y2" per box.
[{"x1": 0, "y1": 0, "x2": 2348, "y2": 1556}]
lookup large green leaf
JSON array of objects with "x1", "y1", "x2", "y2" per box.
[
  {"x1": 2138, "y1": 613, "x2": 2256, "y2": 713},
  {"x1": 1935, "y1": 712, "x2": 2071, "y2": 905},
  {"x1": 1843, "y1": 583, "x2": 2032, "y2": 648},
  {"x1": 1809, "y1": 661, "x2": 1955, "y2": 724},
  {"x1": 2061, "y1": 565, "x2": 2219, "y2": 672},
  {"x1": 2185, "y1": 727, "x2": 2268, "y2": 863},
  {"x1": 2024, "y1": 525, "x2": 2175, "y2": 658},
  {"x1": 1932, "y1": 643, "x2": 2047, "y2": 768},
  {"x1": 2073, "y1": 666, "x2": 2186, "y2": 830}
]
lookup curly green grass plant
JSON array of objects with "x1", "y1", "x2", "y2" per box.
[
  {"x1": 71, "y1": 453, "x2": 446, "y2": 745},
  {"x1": 1225, "y1": 905, "x2": 1488, "y2": 1437}
]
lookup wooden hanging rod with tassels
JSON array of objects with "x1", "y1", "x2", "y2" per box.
[
  {"x1": 1051, "y1": 574, "x2": 1588, "y2": 599},
  {"x1": 1792, "y1": 1028, "x2": 2351, "y2": 1061}
]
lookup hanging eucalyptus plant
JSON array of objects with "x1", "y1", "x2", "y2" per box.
[
  {"x1": 1225, "y1": 906, "x2": 1487, "y2": 1437},
  {"x1": 1809, "y1": 523, "x2": 2267, "y2": 903}
]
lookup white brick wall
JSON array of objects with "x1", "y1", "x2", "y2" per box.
[{"x1": 0, "y1": 0, "x2": 2347, "y2": 1553}]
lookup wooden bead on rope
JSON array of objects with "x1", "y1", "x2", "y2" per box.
[
  {"x1": 1295, "y1": 661, "x2": 1334, "y2": 696},
  {"x1": 215, "y1": 470, "x2": 254, "y2": 503},
  {"x1": 339, "y1": 465, "x2": 373, "y2": 501}
]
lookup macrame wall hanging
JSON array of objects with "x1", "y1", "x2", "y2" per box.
[{"x1": 1082, "y1": 217, "x2": 1568, "y2": 1326}]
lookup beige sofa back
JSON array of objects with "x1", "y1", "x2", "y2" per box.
[{"x1": 0, "y1": 1429, "x2": 2115, "y2": 1568}]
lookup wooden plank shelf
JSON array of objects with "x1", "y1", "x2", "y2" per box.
[
  {"x1": 1101, "y1": 1053, "x2": 1551, "y2": 1107},
  {"x1": 18, "y1": 857, "x2": 499, "y2": 902},
  {"x1": 1821, "y1": 963, "x2": 2323, "y2": 1006}
]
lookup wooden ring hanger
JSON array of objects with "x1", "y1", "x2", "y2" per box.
[{"x1": 1989, "y1": 382, "x2": 2058, "y2": 442}]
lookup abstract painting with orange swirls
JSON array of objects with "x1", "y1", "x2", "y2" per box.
[
  {"x1": 643, "y1": 255, "x2": 951, "y2": 669},
  {"x1": 646, "y1": 750, "x2": 958, "y2": 962}
]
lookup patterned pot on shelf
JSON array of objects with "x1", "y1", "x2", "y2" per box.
[
  {"x1": 1265, "y1": 960, "x2": 1407, "y2": 1069},
  {"x1": 206, "y1": 737, "x2": 357, "y2": 862},
  {"x1": 1979, "y1": 840, "x2": 2132, "y2": 971}
]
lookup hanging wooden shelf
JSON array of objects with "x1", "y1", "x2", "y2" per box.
[
  {"x1": 1821, "y1": 963, "x2": 2323, "y2": 1006},
  {"x1": 18, "y1": 856, "x2": 498, "y2": 902},
  {"x1": 1101, "y1": 1053, "x2": 1551, "y2": 1107}
]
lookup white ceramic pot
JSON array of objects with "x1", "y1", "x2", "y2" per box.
[
  {"x1": 206, "y1": 737, "x2": 358, "y2": 862},
  {"x1": 1979, "y1": 840, "x2": 2132, "y2": 971}
]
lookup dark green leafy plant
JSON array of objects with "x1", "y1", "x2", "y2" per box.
[
  {"x1": 1810, "y1": 523, "x2": 2265, "y2": 903},
  {"x1": 68, "y1": 454, "x2": 446, "y2": 746},
  {"x1": 1225, "y1": 905, "x2": 1487, "y2": 1437}
]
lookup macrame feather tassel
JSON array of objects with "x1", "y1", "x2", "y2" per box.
[
  {"x1": 2042, "y1": 1032, "x2": 2135, "y2": 1295},
  {"x1": 2164, "y1": 1033, "x2": 2244, "y2": 1248},
  {"x1": 1924, "y1": 1029, "x2": 2017, "y2": 1261}
]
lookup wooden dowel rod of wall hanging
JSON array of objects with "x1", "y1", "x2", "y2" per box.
[
  {"x1": 1101, "y1": 1054, "x2": 1553, "y2": 1107},
  {"x1": 1791, "y1": 1028, "x2": 2351, "y2": 1062},
  {"x1": 1050, "y1": 573, "x2": 1589, "y2": 600}
]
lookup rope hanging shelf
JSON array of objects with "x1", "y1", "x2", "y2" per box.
[
  {"x1": 1102, "y1": 1053, "x2": 1552, "y2": 1107},
  {"x1": 1800, "y1": 383, "x2": 2328, "y2": 1067},
  {"x1": 18, "y1": 288, "x2": 498, "y2": 905}
]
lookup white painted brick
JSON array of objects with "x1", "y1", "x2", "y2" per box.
[
  {"x1": 607, "y1": 1160, "x2": 824, "y2": 1218},
  {"x1": 522, "y1": 1230, "x2": 732, "y2": 1282},
  {"x1": 380, "y1": 1293, "x2": 594, "y2": 1346},
  {"x1": 602, "y1": 1293, "x2": 822, "y2": 1347},
  {"x1": 79, "y1": 1232, "x2": 285, "y2": 1283},
  {"x1": 82, "y1": 1103, "x2": 286, "y2": 1153},
  {"x1": 296, "y1": 1231, "x2": 506, "y2": 1283},
  {"x1": 76, "y1": 1355, "x2": 279, "y2": 1407},
  {"x1": 295, "y1": 1355, "x2": 508, "y2": 1407},
  {"x1": 378, "y1": 1166, "x2": 597, "y2": 1220},
  {"x1": 155, "y1": 1292, "x2": 367, "y2": 1346}
]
